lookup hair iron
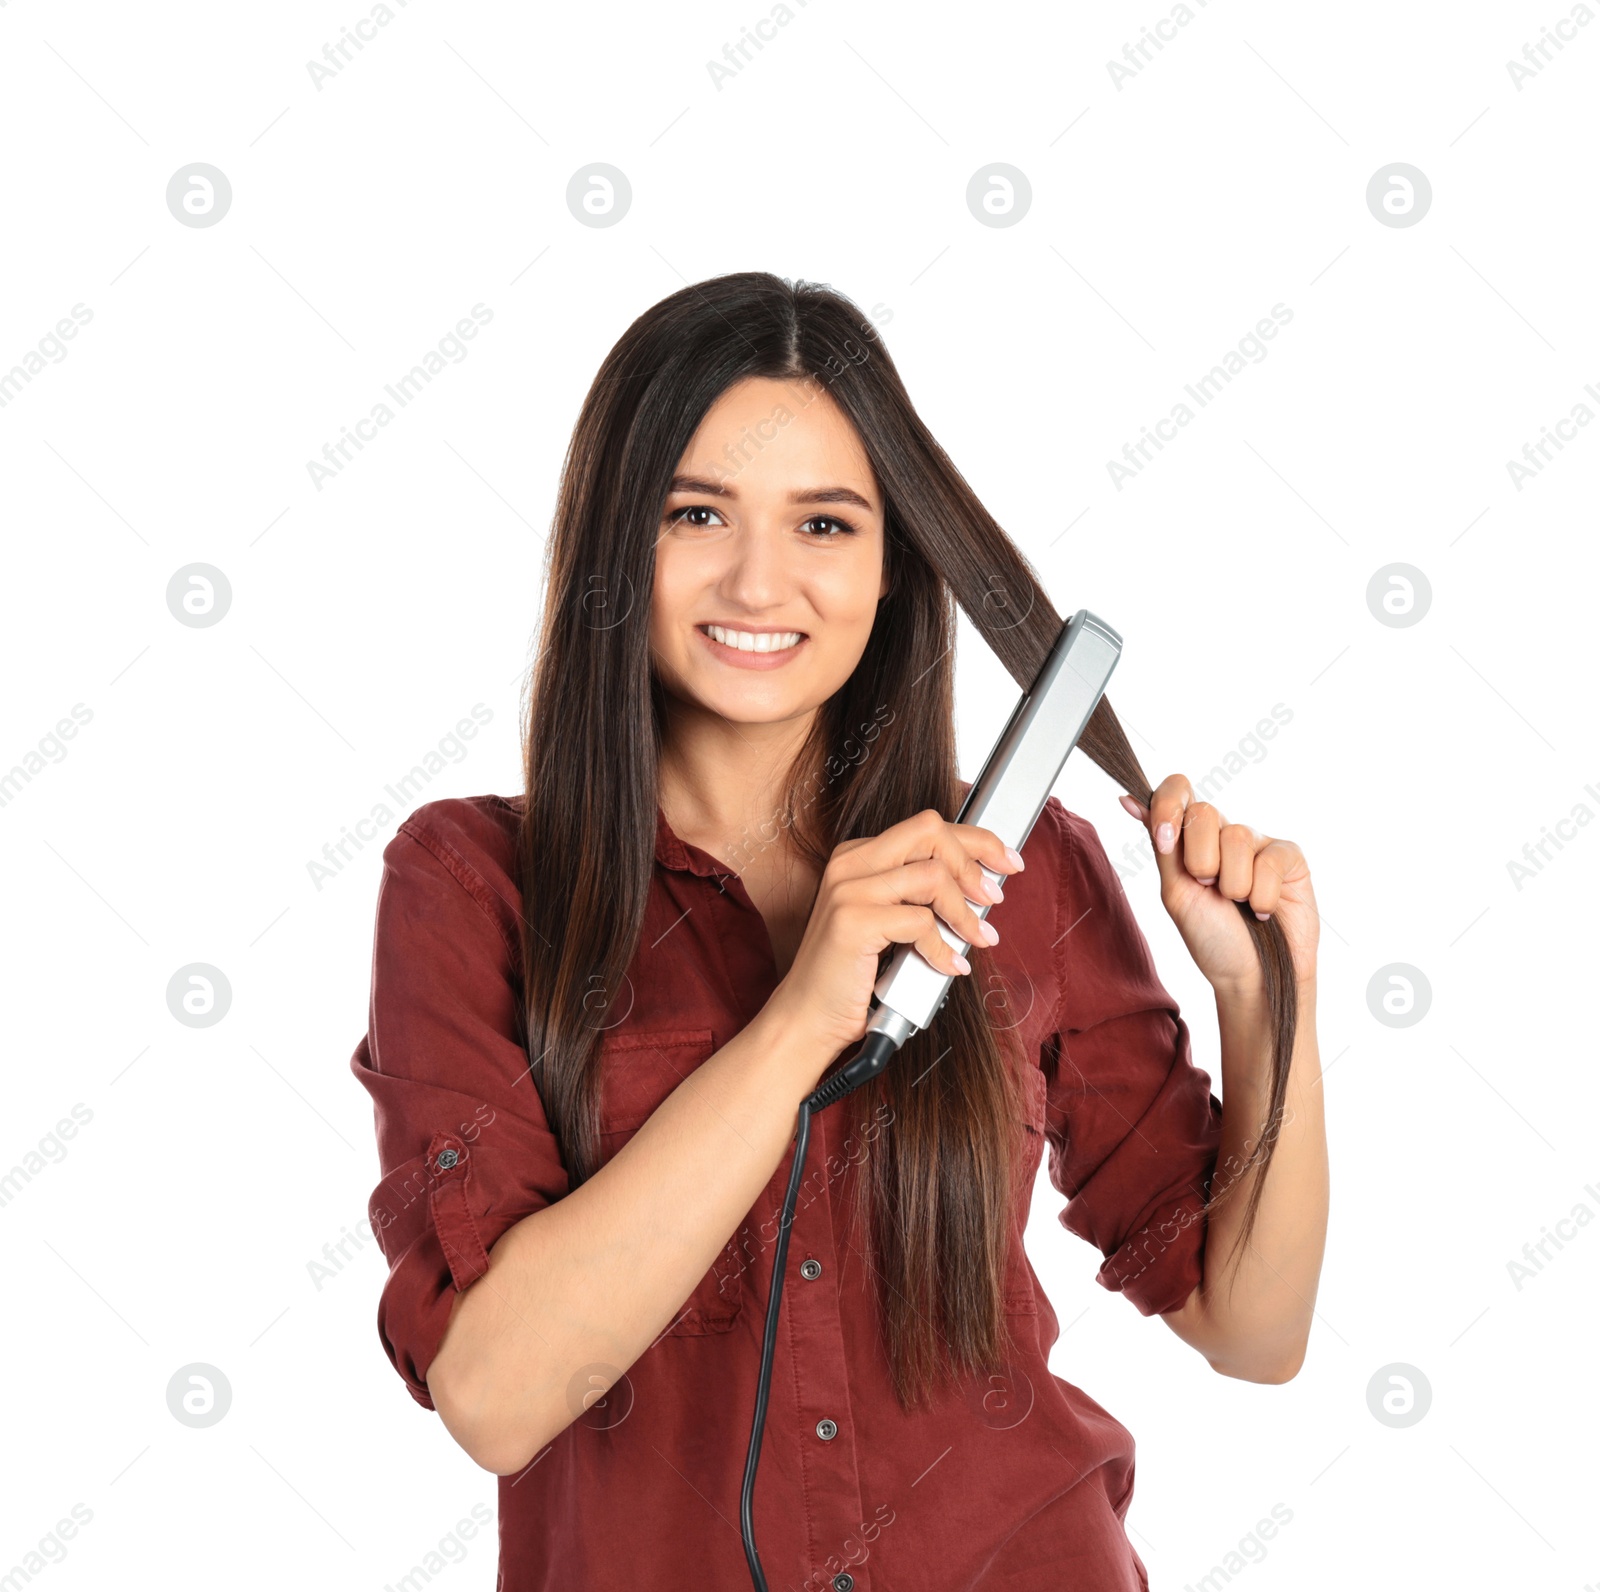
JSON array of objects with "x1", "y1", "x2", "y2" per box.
[{"x1": 740, "y1": 608, "x2": 1124, "y2": 1590}]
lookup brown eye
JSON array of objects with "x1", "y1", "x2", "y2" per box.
[
  {"x1": 801, "y1": 515, "x2": 858, "y2": 538},
  {"x1": 666, "y1": 505, "x2": 724, "y2": 528}
]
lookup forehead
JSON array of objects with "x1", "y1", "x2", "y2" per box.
[{"x1": 676, "y1": 376, "x2": 879, "y2": 502}]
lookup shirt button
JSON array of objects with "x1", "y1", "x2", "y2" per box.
[
  {"x1": 815, "y1": 1418, "x2": 837, "y2": 1441},
  {"x1": 800, "y1": 1258, "x2": 822, "y2": 1280},
  {"x1": 833, "y1": 1576, "x2": 855, "y2": 1591},
  {"x1": 435, "y1": 1148, "x2": 460, "y2": 1170}
]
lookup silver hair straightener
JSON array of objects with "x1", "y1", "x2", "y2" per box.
[{"x1": 741, "y1": 608, "x2": 1124, "y2": 1589}]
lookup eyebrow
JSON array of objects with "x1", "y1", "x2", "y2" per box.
[{"x1": 666, "y1": 473, "x2": 877, "y2": 513}]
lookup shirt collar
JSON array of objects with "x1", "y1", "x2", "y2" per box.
[
  {"x1": 655, "y1": 784, "x2": 975, "y2": 879},
  {"x1": 654, "y1": 804, "x2": 731, "y2": 879}
]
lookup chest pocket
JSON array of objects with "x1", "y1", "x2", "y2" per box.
[
  {"x1": 1003, "y1": 1064, "x2": 1050, "y2": 1315},
  {"x1": 595, "y1": 1027, "x2": 743, "y2": 1335}
]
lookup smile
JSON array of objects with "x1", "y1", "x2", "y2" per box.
[{"x1": 697, "y1": 623, "x2": 808, "y2": 669}]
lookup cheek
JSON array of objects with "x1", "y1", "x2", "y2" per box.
[
  {"x1": 647, "y1": 557, "x2": 713, "y2": 688},
  {"x1": 645, "y1": 596, "x2": 679, "y2": 680},
  {"x1": 648, "y1": 558, "x2": 689, "y2": 651},
  {"x1": 648, "y1": 613, "x2": 687, "y2": 687},
  {"x1": 820, "y1": 553, "x2": 885, "y2": 630}
]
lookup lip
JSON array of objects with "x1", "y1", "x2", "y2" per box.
[{"x1": 696, "y1": 623, "x2": 809, "y2": 671}]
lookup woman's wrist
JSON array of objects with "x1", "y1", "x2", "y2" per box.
[
  {"x1": 744, "y1": 992, "x2": 844, "y2": 1101},
  {"x1": 1209, "y1": 970, "x2": 1316, "y2": 1011}
]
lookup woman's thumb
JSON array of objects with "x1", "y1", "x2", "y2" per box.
[{"x1": 1119, "y1": 793, "x2": 1183, "y2": 888}]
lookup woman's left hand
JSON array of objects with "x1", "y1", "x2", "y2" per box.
[{"x1": 1119, "y1": 774, "x2": 1318, "y2": 998}]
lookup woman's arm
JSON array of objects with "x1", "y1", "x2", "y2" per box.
[
  {"x1": 428, "y1": 999, "x2": 833, "y2": 1476},
  {"x1": 1116, "y1": 776, "x2": 1328, "y2": 1382},
  {"x1": 1158, "y1": 974, "x2": 1327, "y2": 1381},
  {"x1": 398, "y1": 802, "x2": 1015, "y2": 1475}
]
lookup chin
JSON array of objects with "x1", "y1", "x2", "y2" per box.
[
  {"x1": 688, "y1": 670, "x2": 820, "y2": 720},
  {"x1": 702, "y1": 689, "x2": 809, "y2": 724}
]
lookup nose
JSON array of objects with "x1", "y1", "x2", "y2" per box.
[{"x1": 717, "y1": 516, "x2": 795, "y2": 612}]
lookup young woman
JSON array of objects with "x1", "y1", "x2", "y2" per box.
[{"x1": 351, "y1": 271, "x2": 1327, "y2": 1592}]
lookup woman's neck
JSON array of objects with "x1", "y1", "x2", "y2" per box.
[
  {"x1": 655, "y1": 699, "x2": 819, "y2": 861},
  {"x1": 658, "y1": 710, "x2": 825, "y2": 978}
]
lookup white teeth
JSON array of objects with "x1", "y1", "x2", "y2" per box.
[{"x1": 705, "y1": 625, "x2": 803, "y2": 653}]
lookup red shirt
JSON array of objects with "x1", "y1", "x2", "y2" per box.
[{"x1": 350, "y1": 791, "x2": 1222, "y2": 1591}]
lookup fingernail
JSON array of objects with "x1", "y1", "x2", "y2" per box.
[
  {"x1": 980, "y1": 876, "x2": 1005, "y2": 904},
  {"x1": 1196, "y1": 876, "x2": 1216, "y2": 887},
  {"x1": 1004, "y1": 846, "x2": 1025, "y2": 871},
  {"x1": 1119, "y1": 794, "x2": 1143, "y2": 819},
  {"x1": 1254, "y1": 911, "x2": 1271, "y2": 921},
  {"x1": 1155, "y1": 822, "x2": 1175, "y2": 854},
  {"x1": 979, "y1": 920, "x2": 1000, "y2": 945},
  {"x1": 953, "y1": 953, "x2": 972, "y2": 974}
]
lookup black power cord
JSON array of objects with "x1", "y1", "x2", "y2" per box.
[
  {"x1": 737, "y1": 611, "x2": 1116, "y2": 1584},
  {"x1": 740, "y1": 1029, "x2": 901, "y2": 1591}
]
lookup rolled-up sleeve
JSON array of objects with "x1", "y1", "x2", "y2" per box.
[
  {"x1": 1040, "y1": 798, "x2": 1223, "y2": 1317},
  {"x1": 349, "y1": 815, "x2": 570, "y2": 1410}
]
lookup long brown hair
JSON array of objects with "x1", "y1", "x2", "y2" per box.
[{"x1": 517, "y1": 271, "x2": 1296, "y2": 1409}]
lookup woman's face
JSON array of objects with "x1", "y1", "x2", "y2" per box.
[{"x1": 649, "y1": 375, "x2": 890, "y2": 728}]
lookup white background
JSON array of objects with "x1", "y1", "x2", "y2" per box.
[{"x1": 2, "y1": 0, "x2": 1595, "y2": 1587}]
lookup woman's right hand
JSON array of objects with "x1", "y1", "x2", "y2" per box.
[{"x1": 763, "y1": 807, "x2": 1027, "y2": 1067}]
